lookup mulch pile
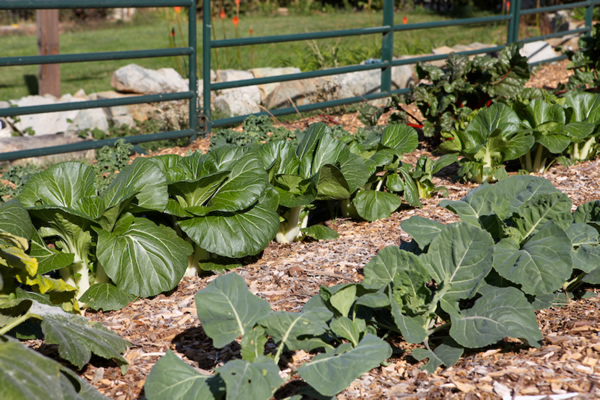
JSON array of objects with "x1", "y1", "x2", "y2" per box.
[{"x1": 28, "y1": 59, "x2": 600, "y2": 399}]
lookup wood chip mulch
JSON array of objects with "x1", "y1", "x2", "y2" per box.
[{"x1": 27, "y1": 59, "x2": 600, "y2": 400}]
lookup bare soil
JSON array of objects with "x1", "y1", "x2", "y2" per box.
[{"x1": 28, "y1": 59, "x2": 600, "y2": 399}]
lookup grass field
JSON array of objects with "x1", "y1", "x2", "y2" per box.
[{"x1": 0, "y1": 8, "x2": 507, "y2": 100}]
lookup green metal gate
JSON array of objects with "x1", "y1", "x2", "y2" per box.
[
  {"x1": 0, "y1": 0, "x2": 198, "y2": 161},
  {"x1": 0, "y1": 0, "x2": 598, "y2": 161}
]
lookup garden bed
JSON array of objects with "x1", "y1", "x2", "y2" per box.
[{"x1": 24, "y1": 59, "x2": 600, "y2": 399}]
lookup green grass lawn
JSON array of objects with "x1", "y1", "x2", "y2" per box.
[{"x1": 0, "y1": 8, "x2": 507, "y2": 100}]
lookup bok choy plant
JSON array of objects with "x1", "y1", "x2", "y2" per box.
[
  {"x1": 439, "y1": 103, "x2": 534, "y2": 183},
  {"x1": 150, "y1": 146, "x2": 280, "y2": 274},
  {"x1": 17, "y1": 159, "x2": 192, "y2": 311},
  {"x1": 258, "y1": 122, "x2": 368, "y2": 243}
]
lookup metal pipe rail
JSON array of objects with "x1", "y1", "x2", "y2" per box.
[
  {"x1": 202, "y1": 0, "x2": 600, "y2": 133},
  {"x1": 0, "y1": 0, "x2": 197, "y2": 162}
]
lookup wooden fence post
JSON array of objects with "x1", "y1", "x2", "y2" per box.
[{"x1": 37, "y1": 9, "x2": 61, "y2": 97}]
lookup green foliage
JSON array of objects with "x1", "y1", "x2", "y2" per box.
[
  {"x1": 210, "y1": 115, "x2": 297, "y2": 150},
  {"x1": 561, "y1": 23, "x2": 600, "y2": 92},
  {"x1": 0, "y1": 164, "x2": 42, "y2": 202},
  {"x1": 406, "y1": 44, "x2": 530, "y2": 138},
  {"x1": 0, "y1": 335, "x2": 110, "y2": 400},
  {"x1": 145, "y1": 273, "x2": 392, "y2": 399},
  {"x1": 94, "y1": 140, "x2": 133, "y2": 194}
]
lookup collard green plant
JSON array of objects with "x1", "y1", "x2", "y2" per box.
[{"x1": 145, "y1": 273, "x2": 392, "y2": 399}]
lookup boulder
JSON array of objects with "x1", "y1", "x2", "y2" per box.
[
  {"x1": 70, "y1": 108, "x2": 109, "y2": 133},
  {"x1": 248, "y1": 67, "x2": 302, "y2": 103},
  {"x1": 335, "y1": 64, "x2": 413, "y2": 101},
  {"x1": 213, "y1": 70, "x2": 261, "y2": 116},
  {"x1": 520, "y1": 41, "x2": 560, "y2": 64},
  {"x1": 111, "y1": 64, "x2": 188, "y2": 94},
  {"x1": 263, "y1": 78, "x2": 319, "y2": 110},
  {"x1": 9, "y1": 95, "x2": 81, "y2": 136}
]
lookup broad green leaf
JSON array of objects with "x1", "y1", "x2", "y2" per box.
[
  {"x1": 330, "y1": 316, "x2": 361, "y2": 347},
  {"x1": 494, "y1": 175, "x2": 560, "y2": 215},
  {"x1": 179, "y1": 188, "x2": 279, "y2": 258},
  {"x1": 493, "y1": 221, "x2": 573, "y2": 296},
  {"x1": 389, "y1": 293, "x2": 428, "y2": 344},
  {"x1": 381, "y1": 124, "x2": 419, "y2": 154},
  {"x1": 241, "y1": 325, "x2": 268, "y2": 363},
  {"x1": 565, "y1": 91, "x2": 600, "y2": 124},
  {"x1": 274, "y1": 174, "x2": 318, "y2": 208},
  {"x1": 400, "y1": 216, "x2": 445, "y2": 249},
  {"x1": 2, "y1": 299, "x2": 129, "y2": 372},
  {"x1": 338, "y1": 151, "x2": 369, "y2": 194},
  {"x1": 316, "y1": 164, "x2": 351, "y2": 200},
  {"x1": 18, "y1": 162, "x2": 98, "y2": 213},
  {"x1": 145, "y1": 350, "x2": 224, "y2": 400},
  {"x1": 29, "y1": 230, "x2": 74, "y2": 275},
  {"x1": 449, "y1": 286, "x2": 542, "y2": 348},
  {"x1": 148, "y1": 154, "x2": 189, "y2": 183},
  {"x1": 329, "y1": 285, "x2": 357, "y2": 317},
  {"x1": 352, "y1": 190, "x2": 403, "y2": 221},
  {"x1": 217, "y1": 356, "x2": 283, "y2": 400},
  {"x1": 508, "y1": 192, "x2": 573, "y2": 241},
  {"x1": 0, "y1": 335, "x2": 109, "y2": 400},
  {"x1": 459, "y1": 104, "x2": 520, "y2": 152},
  {"x1": 397, "y1": 164, "x2": 422, "y2": 207},
  {"x1": 297, "y1": 123, "x2": 328, "y2": 178},
  {"x1": 583, "y1": 265, "x2": 600, "y2": 284},
  {"x1": 203, "y1": 153, "x2": 269, "y2": 213},
  {"x1": 362, "y1": 246, "x2": 427, "y2": 295},
  {"x1": 568, "y1": 223, "x2": 600, "y2": 273},
  {"x1": 259, "y1": 309, "x2": 332, "y2": 351},
  {"x1": 422, "y1": 223, "x2": 494, "y2": 303},
  {"x1": 80, "y1": 283, "x2": 137, "y2": 312},
  {"x1": 0, "y1": 199, "x2": 33, "y2": 240},
  {"x1": 169, "y1": 171, "x2": 229, "y2": 210},
  {"x1": 96, "y1": 215, "x2": 192, "y2": 298},
  {"x1": 412, "y1": 338, "x2": 463, "y2": 373},
  {"x1": 297, "y1": 334, "x2": 392, "y2": 397},
  {"x1": 312, "y1": 133, "x2": 348, "y2": 173},
  {"x1": 300, "y1": 225, "x2": 339, "y2": 241},
  {"x1": 573, "y1": 200, "x2": 600, "y2": 224},
  {"x1": 195, "y1": 273, "x2": 271, "y2": 348},
  {"x1": 102, "y1": 157, "x2": 168, "y2": 212}
]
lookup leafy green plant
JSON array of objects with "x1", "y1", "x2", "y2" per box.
[
  {"x1": 439, "y1": 103, "x2": 534, "y2": 183},
  {"x1": 17, "y1": 159, "x2": 192, "y2": 309},
  {"x1": 561, "y1": 23, "x2": 600, "y2": 92},
  {"x1": 0, "y1": 335, "x2": 111, "y2": 400},
  {"x1": 409, "y1": 154, "x2": 457, "y2": 199},
  {"x1": 210, "y1": 115, "x2": 297, "y2": 150},
  {"x1": 258, "y1": 123, "x2": 366, "y2": 242},
  {"x1": 150, "y1": 146, "x2": 280, "y2": 274},
  {"x1": 0, "y1": 164, "x2": 42, "y2": 203},
  {"x1": 144, "y1": 273, "x2": 392, "y2": 399},
  {"x1": 406, "y1": 44, "x2": 530, "y2": 138}
]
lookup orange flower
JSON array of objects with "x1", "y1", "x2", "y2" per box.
[
  {"x1": 233, "y1": 15, "x2": 239, "y2": 26},
  {"x1": 249, "y1": 28, "x2": 254, "y2": 35},
  {"x1": 235, "y1": 0, "x2": 240, "y2": 5},
  {"x1": 506, "y1": 1, "x2": 510, "y2": 12},
  {"x1": 403, "y1": 16, "x2": 407, "y2": 24},
  {"x1": 173, "y1": 6, "x2": 182, "y2": 13},
  {"x1": 220, "y1": 8, "x2": 226, "y2": 19}
]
